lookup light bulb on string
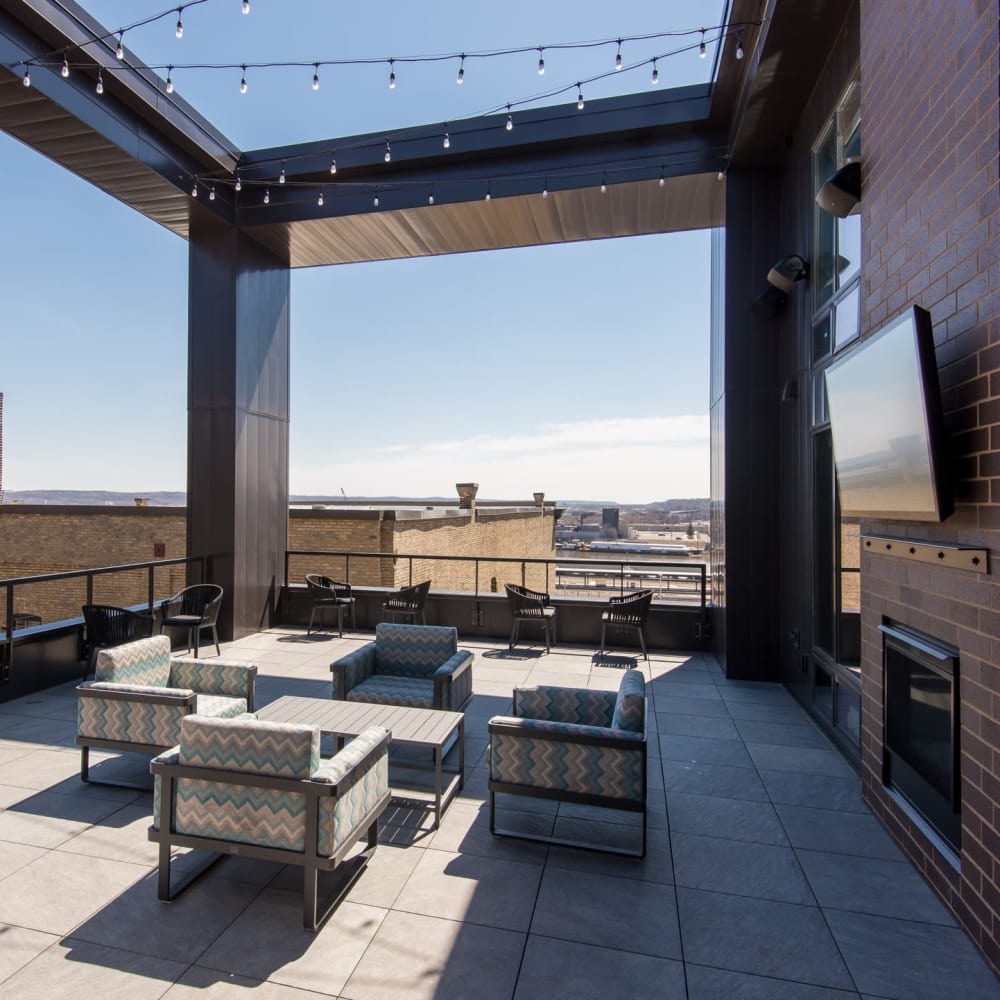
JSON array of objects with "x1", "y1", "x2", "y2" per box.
[
  {"x1": 329, "y1": 156, "x2": 337, "y2": 174},
  {"x1": 443, "y1": 131, "x2": 450, "y2": 149},
  {"x1": 95, "y1": 69, "x2": 104, "y2": 94},
  {"x1": 699, "y1": 29, "x2": 707, "y2": 58},
  {"x1": 485, "y1": 183, "x2": 491, "y2": 202},
  {"x1": 165, "y1": 66, "x2": 174, "y2": 92},
  {"x1": 209, "y1": 186, "x2": 216, "y2": 201},
  {"x1": 735, "y1": 33, "x2": 744, "y2": 59},
  {"x1": 22, "y1": 67, "x2": 30, "y2": 87},
  {"x1": 388, "y1": 59, "x2": 395, "y2": 89},
  {"x1": 235, "y1": 171, "x2": 242, "y2": 191},
  {"x1": 717, "y1": 169, "x2": 725, "y2": 181},
  {"x1": 373, "y1": 193, "x2": 379, "y2": 207},
  {"x1": 384, "y1": 140, "x2": 391, "y2": 163},
  {"x1": 242, "y1": 0, "x2": 250, "y2": 13},
  {"x1": 116, "y1": 33, "x2": 124, "y2": 59},
  {"x1": 505, "y1": 105, "x2": 513, "y2": 131},
  {"x1": 428, "y1": 189, "x2": 434, "y2": 205},
  {"x1": 576, "y1": 84, "x2": 584, "y2": 110},
  {"x1": 191, "y1": 180, "x2": 197, "y2": 197},
  {"x1": 456, "y1": 55, "x2": 465, "y2": 84},
  {"x1": 279, "y1": 162, "x2": 286, "y2": 184},
  {"x1": 615, "y1": 40, "x2": 622, "y2": 71},
  {"x1": 318, "y1": 190, "x2": 324, "y2": 206},
  {"x1": 601, "y1": 174, "x2": 607, "y2": 194},
  {"x1": 263, "y1": 187, "x2": 270, "y2": 205},
  {"x1": 542, "y1": 178, "x2": 548, "y2": 199},
  {"x1": 658, "y1": 168, "x2": 665, "y2": 187},
  {"x1": 240, "y1": 66, "x2": 247, "y2": 93},
  {"x1": 312, "y1": 64, "x2": 319, "y2": 90},
  {"x1": 61, "y1": 54, "x2": 69, "y2": 78},
  {"x1": 651, "y1": 59, "x2": 659, "y2": 85},
  {"x1": 175, "y1": 8, "x2": 183, "y2": 38},
  {"x1": 537, "y1": 48, "x2": 545, "y2": 74}
]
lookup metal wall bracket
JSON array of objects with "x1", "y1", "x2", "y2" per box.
[{"x1": 861, "y1": 535, "x2": 989, "y2": 575}]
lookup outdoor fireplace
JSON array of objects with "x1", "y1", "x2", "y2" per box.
[{"x1": 880, "y1": 622, "x2": 961, "y2": 853}]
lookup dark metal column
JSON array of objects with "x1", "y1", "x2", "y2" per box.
[{"x1": 187, "y1": 211, "x2": 290, "y2": 640}]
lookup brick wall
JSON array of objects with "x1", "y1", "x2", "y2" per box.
[{"x1": 859, "y1": 0, "x2": 1000, "y2": 970}]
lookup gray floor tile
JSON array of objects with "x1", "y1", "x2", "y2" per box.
[
  {"x1": 545, "y1": 822, "x2": 674, "y2": 884},
  {"x1": 826, "y1": 909, "x2": 1000, "y2": 1000},
  {"x1": 0, "y1": 747, "x2": 83, "y2": 791},
  {"x1": 656, "y1": 712, "x2": 740, "y2": 739},
  {"x1": 516, "y1": 935, "x2": 686, "y2": 999},
  {"x1": 797, "y1": 849, "x2": 957, "y2": 925},
  {"x1": 735, "y1": 718, "x2": 834, "y2": 749},
  {"x1": 659, "y1": 733, "x2": 753, "y2": 767},
  {"x1": 531, "y1": 867, "x2": 681, "y2": 959},
  {"x1": 0, "y1": 841, "x2": 47, "y2": 880},
  {"x1": 672, "y1": 833, "x2": 814, "y2": 903},
  {"x1": 759, "y1": 769, "x2": 868, "y2": 813},
  {"x1": 662, "y1": 759, "x2": 770, "y2": 801},
  {"x1": 343, "y1": 909, "x2": 524, "y2": 1000},
  {"x1": 727, "y1": 699, "x2": 821, "y2": 723},
  {"x1": 652, "y1": 695, "x2": 732, "y2": 718},
  {"x1": 0, "y1": 923, "x2": 59, "y2": 985},
  {"x1": 59, "y1": 802, "x2": 162, "y2": 866},
  {"x1": 428, "y1": 798, "x2": 552, "y2": 864},
  {"x1": 676, "y1": 887, "x2": 855, "y2": 990},
  {"x1": 164, "y1": 965, "x2": 334, "y2": 998},
  {"x1": 0, "y1": 937, "x2": 186, "y2": 1000},
  {"x1": 0, "y1": 789, "x2": 129, "y2": 849},
  {"x1": 650, "y1": 681, "x2": 724, "y2": 701},
  {"x1": 776, "y1": 803, "x2": 905, "y2": 860},
  {"x1": 718, "y1": 684, "x2": 798, "y2": 705},
  {"x1": 686, "y1": 964, "x2": 861, "y2": 999},
  {"x1": 746, "y1": 742, "x2": 856, "y2": 778},
  {"x1": 196, "y1": 891, "x2": 385, "y2": 993},
  {"x1": 667, "y1": 791, "x2": 789, "y2": 845}
]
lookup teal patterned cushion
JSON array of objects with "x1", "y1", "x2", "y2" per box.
[
  {"x1": 171, "y1": 659, "x2": 255, "y2": 699},
  {"x1": 346, "y1": 676, "x2": 434, "y2": 708},
  {"x1": 179, "y1": 716, "x2": 320, "y2": 778},
  {"x1": 490, "y1": 718, "x2": 644, "y2": 801},
  {"x1": 374, "y1": 623, "x2": 457, "y2": 678},
  {"x1": 95, "y1": 635, "x2": 172, "y2": 686},
  {"x1": 515, "y1": 685, "x2": 615, "y2": 728},
  {"x1": 610, "y1": 670, "x2": 646, "y2": 733},
  {"x1": 195, "y1": 694, "x2": 248, "y2": 719},
  {"x1": 79, "y1": 690, "x2": 191, "y2": 746},
  {"x1": 332, "y1": 644, "x2": 377, "y2": 693},
  {"x1": 150, "y1": 747, "x2": 181, "y2": 831}
]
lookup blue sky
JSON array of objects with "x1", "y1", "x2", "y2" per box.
[{"x1": 1, "y1": 0, "x2": 721, "y2": 503}]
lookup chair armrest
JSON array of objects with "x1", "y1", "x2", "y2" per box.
[
  {"x1": 170, "y1": 658, "x2": 258, "y2": 707},
  {"x1": 79, "y1": 681, "x2": 197, "y2": 704},
  {"x1": 330, "y1": 643, "x2": 377, "y2": 699},
  {"x1": 488, "y1": 715, "x2": 643, "y2": 750},
  {"x1": 513, "y1": 685, "x2": 616, "y2": 728},
  {"x1": 434, "y1": 651, "x2": 474, "y2": 711},
  {"x1": 434, "y1": 650, "x2": 473, "y2": 679},
  {"x1": 310, "y1": 726, "x2": 391, "y2": 792}
]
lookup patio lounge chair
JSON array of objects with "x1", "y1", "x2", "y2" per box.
[
  {"x1": 488, "y1": 668, "x2": 647, "y2": 857},
  {"x1": 330, "y1": 622, "x2": 474, "y2": 711},
  {"x1": 504, "y1": 583, "x2": 557, "y2": 653},
  {"x1": 600, "y1": 589, "x2": 654, "y2": 661},
  {"x1": 159, "y1": 584, "x2": 223, "y2": 656},
  {"x1": 305, "y1": 574, "x2": 355, "y2": 636},
  {"x1": 76, "y1": 634, "x2": 256, "y2": 788},
  {"x1": 381, "y1": 579, "x2": 431, "y2": 625},
  {"x1": 150, "y1": 714, "x2": 391, "y2": 930},
  {"x1": 82, "y1": 603, "x2": 156, "y2": 674}
]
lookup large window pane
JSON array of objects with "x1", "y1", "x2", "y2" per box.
[{"x1": 834, "y1": 285, "x2": 860, "y2": 350}]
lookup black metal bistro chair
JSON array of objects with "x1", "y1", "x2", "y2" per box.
[
  {"x1": 159, "y1": 584, "x2": 223, "y2": 656},
  {"x1": 82, "y1": 604, "x2": 155, "y2": 674},
  {"x1": 504, "y1": 583, "x2": 557, "y2": 653},
  {"x1": 305, "y1": 574, "x2": 356, "y2": 636},
  {"x1": 600, "y1": 589, "x2": 654, "y2": 662},
  {"x1": 381, "y1": 580, "x2": 431, "y2": 625}
]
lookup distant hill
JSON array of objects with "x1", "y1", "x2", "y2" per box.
[{"x1": 3, "y1": 490, "x2": 187, "y2": 506}]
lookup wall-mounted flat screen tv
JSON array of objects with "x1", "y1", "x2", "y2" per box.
[{"x1": 825, "y1": 305, "x2": 953, "y2": 521}]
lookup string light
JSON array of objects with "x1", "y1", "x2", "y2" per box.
[
  {"x1": 505, "y1": 104, "x2": 513, "y2": 131},
  {"x1": 542, "y1": 177, "x2": 548, "y2": 198},
  {"x1": 384, "y1": 140, "x2": 391, "y2": 162},
  {"x1": 615, "y1": 40, "x2": 623, "y2": 71},
  {"x1": 312, "y1": 64, "x2": 319, "y2": 90},
  {"x1": 240, "y1": 65, "x2": 247, "y2": 93},
  {"x1": 576, "y1": 83, "x2": 584, "y2": 110},
  {"x1": 116, "y1": 33, "x2": 124, "y2": 60},
  {"x1": 242, "y1": 0, "x2": 250, "y2": 13},
  {"x1": 329, "y1": 156, "x2": 337, "y2": 174},
  {"x1": 443, "y1": 131, "x2": 450, "y2": 149},
  {"x1": 388, "y1": 59, "x2": 395, "y2": 89},
  {"x1": 699, "y1": 29, "x2": 706, "y2": 58},
  {"x1": 61, "y1": 53, "x2": 69, "y2": 78},
  {"x1": 658, "y1": 167, "x2": 665, "y2": 187},
  {"x1": 428, "y1": 189, "x2": 434, "y2": 205},
  {"x1": 456, "y1": 55, "x2": 465, "y2": 84},
  {"x1": 235, "y1": 171, "x2": 241, "y2": 191},
  {"x1": 651, "y1": 59, "x2": 659, "y2": 84},
  {"x1": 601, "y1": 173, "x2": 607, "y2": 193},
  {"x1": 191, "y1": 180, "x2": 197, "y2": 197},
  {"x1": 209, "y1": 186, "x2": 216, "y2": 200},
  {"x1": 95, "y1": 69, "x2": 104, "y2": 94},
  {"x1": 717, "y1": 169, "x2": 724, "y2": 180},
  {"x1": 317, "y1": 190, "x2": 324, "y2": 206},
  {"x1": 537, "y1": 48, "x2": 545, "y2": 75},
  {"x1": 373, "y1": 193, "x2": 379, "y2": 207},
  {"x1": 21, "y1": 67, "x2": 30, "y2": 87},
  {"x1": 279, "y1": 161, "x2": 286, "y2": 183},
  {"x1": 175, "y1": 8, "x2": 184, "y2": 39},
  {"x1": 165, "y1": 65, "x2": 174, "y2": 92},
  {"x1": 485, "y1": 183, "x2": 492, "y2": 201},
  {"x1": 263, "y1": 186, "x2": 270, "y2": 204},
  {"x1": 736, "y1": 32, "x2": 744, "y2": 59}
]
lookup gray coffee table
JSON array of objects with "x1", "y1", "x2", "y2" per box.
[{"x1": 255, "y1": 696, "x2": 464, "y2": 828}]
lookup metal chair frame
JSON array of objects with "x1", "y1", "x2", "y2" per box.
[
  {"x1": 81, "y1": 603, "x2": 155, "y2": 674},
  {"x1": 505, "y1": 583, "x2": 557, "y2": 653},
  {"x1": 159, "y1": 584, "x2": 223, "y2": 656},
  {"x1": 305, "y1": 574, "x2": 356, "y2": 636},
  {"x1": 600, "y1": 589, "x2": 654, "y2": 661},
  {"x1": 381, "y1": 579, "x2": 431, "y2": 625}
]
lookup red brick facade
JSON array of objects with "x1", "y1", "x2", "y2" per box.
[{"x1": 858, "y1": 0, "x2": 1000, "y2": 969}]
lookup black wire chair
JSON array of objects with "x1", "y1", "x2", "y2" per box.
[
  {"x1": 600, "y1": 589, "x2": 654, "y2": 661},
  {"x1": 82, "y1": 604, "x2": 155, "y2": 674},
  {"x1": 305, "y1": 574, "x2": 356, "y2": 636},
  {"x1": 159, "y1": 584, "x2": 223, "y2": 656},
  {"x1": 504, "y1": 583, "x2": 557, "y2": 653},
  {"x1": 381, "y1": 580, "x2": 431, "y2": 625}
]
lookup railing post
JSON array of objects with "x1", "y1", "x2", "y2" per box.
[
  {"x1": 147, "y1": 565, "x2": 155, "y2": 612},
  {"x1": 345, "y1": 553, "x2": 351, "y2": 584},
  {"x1": 86, "y1": 573, "x2": 93, "y2": 607}
]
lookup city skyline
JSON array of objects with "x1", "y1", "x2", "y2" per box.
[{"x1": 1, "y1": 0, "x2": 717, "y2": 505}]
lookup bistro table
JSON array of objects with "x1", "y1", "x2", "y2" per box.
[{"x1": 255, "y1": 695, "x2": 464, "y2": 828}]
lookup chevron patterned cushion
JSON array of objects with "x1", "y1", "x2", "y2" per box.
[
  {"x1": 95, "y1": 635, "x2": 172, "y2": 686},
  {"x1": 79, "y1": 692, "x2": 191, "y2": 746},
  {"x1": 195, "y1": 694, "x2": 248, "y2": 719},
  {"x1": 171, "y1": 659, "x2": 255, "y2": 699},
  {"x1": 374, "y1": 623, "x2": 457, "y2": 678},
  {"x1": 332, "y1": 644, "x2": 377, "y2": 692},
  {"x1": 150, "y1": 747, "x2": 180, "y2": 831},
  {"x1": 490, "y1": 719, "x2": 644, "y2": 801},
  {"x1": 179, "y1": 716, "x2": 320, "y2": 778},
  {"x1": 610, "y1": 670, "x2": 646, "y2": 733},
  {"x1": 515, "y1": 685, "x2": 615, "y2": 728},
  {"x1": 346, "y1": 675, "x2": 434, "y2": 708}
]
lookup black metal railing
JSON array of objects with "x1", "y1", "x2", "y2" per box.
[{"x1": 285, "y1": 550, "x2": 707, "y2": 607}]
